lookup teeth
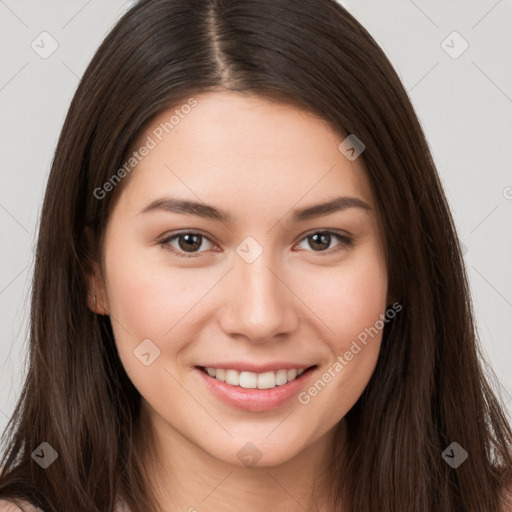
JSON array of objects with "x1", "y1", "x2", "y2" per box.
[
  {"x1": 203, "y1": 366, "x2": 309, "y2": 389},
  {"x1": 275, "y1": 369, "x2": 288, "y2": 385},
  {"x1": 225, "y1": 369, "x2": 239, "y2": 386}
]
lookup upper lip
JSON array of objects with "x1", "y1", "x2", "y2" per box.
[{"x1": 196, "y1": 362, "x2": 317, "y2": 373}]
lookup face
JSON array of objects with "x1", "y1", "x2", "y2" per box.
[{"x1": 91, "y1": 91, "x2": 389, "y2": 468}]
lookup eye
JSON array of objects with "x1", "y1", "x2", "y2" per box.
[
  {"x1": 160, "y1": 231, "x2": 216, "y2": 258},
  {"x1": 294, "y1": 230, "x2": 353, "y2": 255},
  {"x1": 159, "y1": 229, "x2": 353, "y2": 258}
]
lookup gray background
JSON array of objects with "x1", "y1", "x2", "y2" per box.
[{"x1": 1, "y1": 0, "x2": 511, "y2": 438}]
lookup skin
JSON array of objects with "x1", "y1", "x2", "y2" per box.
[{"x1": 89, "y1": 91, "x2": 390, "y2": 511}]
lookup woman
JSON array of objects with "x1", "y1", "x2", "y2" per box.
[{"x1": 0, "y1": 0, "x2": 511, "y2": 511}]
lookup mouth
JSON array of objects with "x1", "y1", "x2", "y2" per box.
[
  {"x1": 196, "y1": 365, "x2": 317, "y2": 389},
  {"x1": 194, "y1": 364, "x2": 319, "y2": 412}
]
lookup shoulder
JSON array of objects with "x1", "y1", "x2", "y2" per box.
[{"x1": 0, "y1": 499, "x2": 42, "y2": 512}]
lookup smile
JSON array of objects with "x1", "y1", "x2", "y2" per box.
[
  {"x1": 195, "y1": 365, "x2": 318, "y2": 412},
  {"x1": 199, "y1": 366, "x2": 307, "y2": 389}
]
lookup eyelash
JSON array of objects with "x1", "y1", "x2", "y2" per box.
[{"x1": 159, "y1": 230, "x2": 353, "y2": 258}]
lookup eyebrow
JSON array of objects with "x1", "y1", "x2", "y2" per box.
[{"x1": 139, "y1": 195, "x2": 372, "y2": 224}]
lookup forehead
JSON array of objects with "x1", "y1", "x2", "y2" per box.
[{"x1": 117, "y1": 91, "x2": 373, "y2": 216}]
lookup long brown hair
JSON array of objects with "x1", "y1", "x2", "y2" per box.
[{"x1": 1, "y1": 0, "x2": 511, "y2": 510}]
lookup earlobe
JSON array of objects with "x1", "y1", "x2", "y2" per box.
[
  {"x1": 81, "y1": 226, "x2": 110, "y2": 315},
  {"x1": 88, "y1": 292, "x2": 107, "y2": 315},
  {"x1": 86, "y1": 265, "x2": 109, "y2": 316}
]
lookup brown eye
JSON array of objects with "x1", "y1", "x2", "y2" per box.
[
  {"x1": 176, "y1": 233, "x2": 203, "y2": 252},
  {"x1": 160, "y1": 231, "x2": 214, "y2": 257},
  {"x1": 296, "y1": 230, "x2": 353, "y2": 254},
  {"x1": 308, "y1": 232, "x2": 332, "y2": 251}
]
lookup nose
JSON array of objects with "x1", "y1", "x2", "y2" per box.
[{"x1": 218, "y1": 251, "x2": 301, "y2": 343}]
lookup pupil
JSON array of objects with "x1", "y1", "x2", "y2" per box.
[
  {"x1": 179, "y1": 234, "x2": 201, "y2": 252},
  {"x1": 310, "y1": 232, "x2": 330, "y2": 251}
]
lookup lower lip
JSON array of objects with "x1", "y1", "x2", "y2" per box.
[{"x1": 194, "y1": 366, "x2": 317, "y2": 412}]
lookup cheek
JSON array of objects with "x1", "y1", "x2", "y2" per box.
[
  {"x1": 104, "y1": 244, "x2": 205, "y2": 338},
  {"x1": 299, "y1": 249, "x2": 387, "y2": 414},
  {"x1": 103, "y1": 245, "x2": 215, "y2": 386},
  {"x1": 337, "y1": 266, "x2": 387, "y2": 343},
  {"x1": 298, "y1": 248, "x2": 388, "y2": 346},
  {"x1": 102, "y1": 244, "x2": 208, "y2": 395}
]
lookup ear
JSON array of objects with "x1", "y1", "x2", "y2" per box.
[
  {"x1": 82, "y1": 225, "x2": 109, "y2": 315},
  {"x1": 86, "y1": 261, "x2": 110, "y2": 315}
]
